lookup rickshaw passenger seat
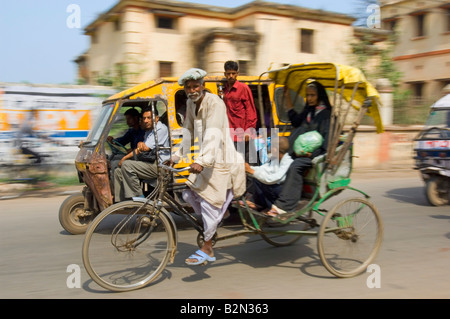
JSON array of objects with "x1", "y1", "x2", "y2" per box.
[
  {"x1": 159, "y1": 112, "x2": 169, "y2": 127},
  {"x1": 302, "y1": 144, "x2": 352, "y2": 198},
  {"x1": 140, "y1": 179, "x2": 157, "y2": 193}
]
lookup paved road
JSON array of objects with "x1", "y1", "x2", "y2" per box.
[{"x1": 0, "y1": 169, "x2": 449, "y2": 301}]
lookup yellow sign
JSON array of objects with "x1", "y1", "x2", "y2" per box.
[{"x1": 0, "y1": 109, "x2": 90, "y2": 131}]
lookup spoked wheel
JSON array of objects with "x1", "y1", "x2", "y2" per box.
[
  {"x1": 82, "y1": 201, "x2": 176, "y2": 292},
  {"x1": 425, "y1": 177, "x2": 449, "y2": 206},
  {"x1": 318, "y1": 197, "x2": 383, "y2": 278},
  {"x1": 259, "y1": 210, "x2": 315, "y2": 247}
]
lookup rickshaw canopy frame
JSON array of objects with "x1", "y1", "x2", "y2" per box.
[{"x1": 258, "y1": 62, "x2": 384, "y2": 171}]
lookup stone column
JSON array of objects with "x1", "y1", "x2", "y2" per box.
[{"x1": 376, "y1": 78, "x2": 393, "y2": 126}]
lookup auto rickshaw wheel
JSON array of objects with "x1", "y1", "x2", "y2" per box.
[
  {"x1": 59, "y1": 192, "x2": 95, "y2": 234},
  {"x1": 426, "y1": 176, "x2": 449, "y2": 206}
]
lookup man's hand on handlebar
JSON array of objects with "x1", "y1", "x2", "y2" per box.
[
  {"x1": 161, "y1": 156, "x2": 203, "y2": 174},
  {"x1": 189, "y1": 163, "x2": 203, "y2": 174},
  {"x1": 163, "y1": 159, "x2": 175, "y2": 167},
  {"x1": 163, "y1": 155, "x2": 180, "y2": 167}
]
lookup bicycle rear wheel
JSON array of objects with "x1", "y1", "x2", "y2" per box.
[
  {"x1": 259, "y1": 211, "x2": 314, "y2": 247},
  {"x1": 82, "y1": 201, "x2": 176, "y2": 292},
  {"x1": 317, "y1": 197, "x2": 383, "y2": 278}
]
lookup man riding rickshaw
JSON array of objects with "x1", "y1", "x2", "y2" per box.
[
  {"x1": 59, "y1": 62, "x2": 384, "y2": 239},
  {"x1": 79, "y1": 62, "x2": 386, "y2": 291}
]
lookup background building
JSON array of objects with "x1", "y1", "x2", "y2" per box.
[
  {"x1": 75, "y1": 0, "x2": 356, "y2": 86},
  {"x1": 380, "y1": 0, "x2": 450, "y2": 100}
]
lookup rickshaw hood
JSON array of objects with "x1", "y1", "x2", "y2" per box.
[{"x1": 265, "y1": 62, "x2": 384, "y2": 133}]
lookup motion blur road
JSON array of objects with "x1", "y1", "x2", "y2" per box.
[{"x1": 0, "y1": 169, "x2": 449, "y2": 300}]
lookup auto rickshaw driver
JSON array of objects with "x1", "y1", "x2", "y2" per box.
[
  {"x1": 113, "y1": 105, "x2": 170, "y2": 202},
  {"x1": 107, "y1": 108, "x2": 145, "y2": 156}
]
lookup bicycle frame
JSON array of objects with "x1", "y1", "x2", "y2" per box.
[{"x1": 135, "y1": 164, "x2": 322, "y2": 243}]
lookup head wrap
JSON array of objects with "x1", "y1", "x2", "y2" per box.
[{"x1": 178, "y1": 68, "x2": 207, "y2": 86}]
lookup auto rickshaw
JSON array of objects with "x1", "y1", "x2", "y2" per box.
[
  {"x1": 80, "y1": 62, "x2": 385, "y2": 292},
  {"x1": 58, "y1": 75, "x2": 278, "y2": 234},
  {"x1": 414, "y1": 94, "x2": 450, "y2": 206}
]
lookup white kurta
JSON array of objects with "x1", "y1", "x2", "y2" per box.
[{"x1": 174, "y1": 92, "x2": 246, "y2": 208}]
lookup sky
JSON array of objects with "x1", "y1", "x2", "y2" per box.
[{"x1": 0, "y1": 0, "x2": 360, "y2": 85}]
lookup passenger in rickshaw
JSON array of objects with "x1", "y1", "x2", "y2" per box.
[
  {"x1": 170, "y1": 68, "x2": 246, "y2": 266},
  {"x1": 243, "y1": 136, "x2": 293, "y2": 211},
  {"x1": 113, "y1": 106, "x2": 170, "y2": 202},
  {"x1": 107, "y1": 108, "x2": 146, "y2": 173},
  {"x1": 266, "y1": 81, "x2": 331, "y2": 217},
  {"x1": 222, "y1": 60, "x2": 259, "y2": 165}
]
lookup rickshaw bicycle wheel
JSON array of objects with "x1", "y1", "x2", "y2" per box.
[
  {"x1": 317, "y1": 197, "x2": 383, "y2": 278},
  {"x1": 82, "y1": 201, "x2": 175, "y2": 292},
  {"x1": 259, "y1": 210, "x2": 314, "y2": 247}
]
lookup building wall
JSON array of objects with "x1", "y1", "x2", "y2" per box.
[
  {"x1": 80, "y1": 0, "x2": 356, "y2": 86},
  {"x1": 87, "y1": 16, "x2": 126, "y2": 82},
  {"x1": 380, "y1": 0, "x2": 450, "y2": 99}
]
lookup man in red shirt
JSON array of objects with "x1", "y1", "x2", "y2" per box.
[{"x1": 222, "y1": 60, "x2": 258, "y2": 165}]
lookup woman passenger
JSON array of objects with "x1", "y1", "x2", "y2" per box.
[{"x1": 266, "y1": 81, "x2": 332, "y2": 217}]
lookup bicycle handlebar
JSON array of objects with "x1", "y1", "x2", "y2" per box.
[{"x1": 159, "y1": 163, "x2": 191, "y2": 173}]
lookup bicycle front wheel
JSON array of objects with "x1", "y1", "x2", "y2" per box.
[
  {"x1": 317, "y1": 197, "x2": 383, "y2": 278},
  {"x1": 82, "y1": 201, "x2": 176, "y2": 292}
]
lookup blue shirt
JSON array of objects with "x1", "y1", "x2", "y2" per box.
[
  {"x1": 116, "y1": 127, "x2": 145, "y2": 149},
  {"x1": 144, "y1": 121, "x2": 170, "y2": 162},
  {"x1": 250, "y1": 153, "x2": 293, "y2": 185}
]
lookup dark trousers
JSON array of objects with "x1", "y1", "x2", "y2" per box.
[
  {"x1": 273, "y1": 157, "x2": 312, "y2": 212},
  {"x1": 251, "y1": 179, "x2": 282, "y2": 210}
]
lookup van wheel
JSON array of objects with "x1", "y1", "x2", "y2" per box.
[
  {"x1": 425, "y1": 177, "x2": 449, "y2": 206},
  {"x1": 59, "y1": 193, "x2": 95, "y2": 234}
]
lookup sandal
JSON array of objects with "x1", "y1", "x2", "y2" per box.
[
  {"x1": 264, "y1": 205, "x2": 293, "y2": 221},
  {"x1": 238, "y1": 200, "x2": 261, "y2": 210},
  {"x1": 185, "y1": 250, "x2": 216, "y2": 266}
]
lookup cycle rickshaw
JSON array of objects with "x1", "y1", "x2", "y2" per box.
[{"x1": 82, "y1": 62, "x2": 384, "y2": 292}]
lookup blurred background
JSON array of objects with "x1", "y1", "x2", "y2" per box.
[{"x1": 1, "y1": 0, "x2": 449, "y2": 189}]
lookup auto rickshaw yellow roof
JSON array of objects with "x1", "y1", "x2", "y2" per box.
[
  {"x1": 264, "y1": 62, "x2": 384, "y2": 133},
  {"x1": 104, "y1": 75, "x2": 272, "y2": 103},
  {"x1": 104, "y1": 77, "x2": 178, "y2": 102}
]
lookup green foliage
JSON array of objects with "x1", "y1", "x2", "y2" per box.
[{"x1": 95, "y1": 63, "x2": 129, "y2": 90}]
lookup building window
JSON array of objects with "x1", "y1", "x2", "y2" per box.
[
  {"x1": 159, "y1": 61, "x2": 173, "y2": 77},
  {"x1": 238, "y1": 61, "x2": 248, "y2": 75},
  {"x1": 114, "y1": 18, "x2": 121, "y2": 32},
  {"x1": 383, "y1": 18, "x2": 398, "y2": 31},
  {"x1": 415, "y1": 13, "x2": 426, "y2": 37},
  {"x1": 412, "y1": 82, "x2": 424, "y2": 98},
  {"x1": 157, "y1": 16, "x2": 175, "y2": 29},
  {"x1": 300, "y1": 29, "x2": 314, "y2": 53},
  {"x1": 446, "y1": 8, "x2": 450, "y2": 32}
]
